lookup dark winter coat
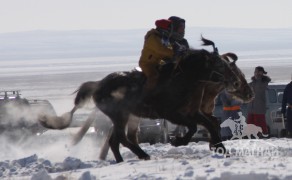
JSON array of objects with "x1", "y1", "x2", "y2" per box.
[
  {"x1": 247, "y1": 75, "x2": 271, "y2": 114},
  {"x1": 281, "y1": 81, "x2": 292, "y2": 132},
  {"x1": 219, "y1": 90, "x2": 242, "y2": 138},
  {"x1": 220, "y1": 90, "x2": 242, "y2": 120}
]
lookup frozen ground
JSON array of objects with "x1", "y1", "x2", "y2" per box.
[{"x1": 1, "y1": 131, "x2": 292, "y2": 179}]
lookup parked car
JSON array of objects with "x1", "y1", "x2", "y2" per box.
[
  {"x1": 138, "y1": 82, "x2": 288, "y2": 144},
  {"x1": 0, "y1": 90, "x2": 57, "y2": 139},
  {"x1": 138, "y1": 118, "x2": 169, "y2": 144}
]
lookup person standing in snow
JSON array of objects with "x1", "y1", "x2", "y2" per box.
[
  {"x1": 281, "y1": 75, "x2": 292, "y2": 137},
  {"x1": 247, "y1": 66, "x2": 271, "y2": 135},
  {"x1": 219, "y1": 89, "x2": 243, "y2": 140}
]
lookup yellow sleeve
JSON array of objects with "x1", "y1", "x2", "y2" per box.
[{"x1": 144, "y1": 34, "x2": 174, "y2": 58}]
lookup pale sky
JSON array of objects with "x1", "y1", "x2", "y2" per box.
[{"x1": 1, "y1": 0, "x2": 292, "y2": 33}]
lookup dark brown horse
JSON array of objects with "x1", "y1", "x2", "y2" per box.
[
  {"x1": 93, "y1": 51, "x2": 254, "y2": 160},
  {"x1": 39, "y1": 37, "x2": 241, "y2": 163}
]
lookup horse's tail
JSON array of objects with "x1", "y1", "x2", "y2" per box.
[
  {"x1": 74, "y1": 81, "x2": 100, "y2": 108},
  {"x1": 39, "y1": 81, "x2": 100, "y2": 130},
  {"x1": 72, "y1": 108, "x2": 99, "y2": 145}
]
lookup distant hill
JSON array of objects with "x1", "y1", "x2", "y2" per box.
[{"x1": 0, "y1": 27, "x2": 291, "y2": 61}]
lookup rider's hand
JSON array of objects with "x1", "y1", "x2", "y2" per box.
[
  {"x1": 178, "y1": 45, "x2": 187, "y2": 52},
  {"x1": 176, "y1": 45, "x2": 187, "y2": 56}
]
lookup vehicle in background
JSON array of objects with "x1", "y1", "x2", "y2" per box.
[
  {"x1": 138, "y1": 119, "x2": 169, "y2": 144},
  {"x1": 0, "y1": 90, "x2": 57, "y2": 139},
  {"x1": 138, "y1": 83, "x2": 288, "y2": 144}
]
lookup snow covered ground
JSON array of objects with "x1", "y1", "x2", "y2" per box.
[{"x1": 1, "y1": 131, "x2": 292, "y2": 179}]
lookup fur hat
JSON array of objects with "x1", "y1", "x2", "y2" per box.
[
  {"x1": 256, "y1": 66, "x2": 267, "y2": 74},
  {"x1": 155, "y1": 19, "x2": 172, "y2": 30},
  {"x1": 168, "y1": 16, "x2": 185, "y2": 31}
]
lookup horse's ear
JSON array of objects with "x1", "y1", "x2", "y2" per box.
[
  {"x1": 221, "y1": 55, "x2": 230, "y2": 62},
  {"x1": 221, "y1": 52, "x2": 238, "y2": 63}
]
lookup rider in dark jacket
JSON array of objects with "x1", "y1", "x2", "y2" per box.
[
  {"x1": 168, "y1": 16, "x2": 189, "y2": 59},
  {"x1": 282, "y1": 79, "x2": 292, "y2": 136}
]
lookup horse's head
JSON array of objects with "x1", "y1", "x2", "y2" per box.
[
  {"x1": 200, "y1": 37, "x2": 241, "y2": 92},
  {"x1": 173, "y1": 37, "x2": 241, "y2": 93},
  {"x1": 221, "y1": 53, "x2": 255, "y2": 103}
]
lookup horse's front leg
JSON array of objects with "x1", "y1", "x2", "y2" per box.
[
  {"x1": 171, "y1": 125, "x2": 197, "y2": 146},
  {"x1": 166, "y1": 113, "x2": 198, "y2": 147},
  {"x1": 170, "y1": 83, "x2": 205, "y2": 146},
  {"x1": 196, "y1": 114, "x2": 227, "y2": 155}
]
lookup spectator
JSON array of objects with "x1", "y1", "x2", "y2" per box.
[
  {"x1": 281, "y1": 75, "x2": 292, "y2": 137},
  {"x1": 247, "y1": 66, "x2": 271, "y2": 135},
  {"x1": 219, "y1": 89, "x2": 243, "y2": 140}
]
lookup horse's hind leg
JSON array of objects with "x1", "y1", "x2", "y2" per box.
[
  {"x1": 109, "y1": 125, "x2": 124, "y2": 163},
  {"x1": 126, "y1": 115, "x2": 140, "y2": 145},
  {"x1": 99, "y1": 125, "x2": 113, "y2": 160},
  {"x1": 99, "y1": 115, "x2": 140, "y2": 161},
  {"x1": 109, "y1": 114, "x2": 150, "y2": 163},
  {"x1": 120, "y1": 136, "x2": 150, "y2": 161},
  {"x1": 119, "y1": 120, "x2": 150, "y2": 160}
]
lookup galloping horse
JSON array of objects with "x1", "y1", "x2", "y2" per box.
[
  {"x1": 94, "y1": 47, "x2": 255, "y2": 161},
  {"x1": 40, "y1": 37, "x2": 241, "y2": 163}
]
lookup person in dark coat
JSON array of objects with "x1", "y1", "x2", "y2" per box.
[
  {"x1": 219, "y1": 89, "x2": 243, "y2": 140},
  {"x1": 281, "y1": 78, "x2": 292, "y2": 137},
  {"x1": 247, "y1": 66, "x2": 271, "y2": 134}
]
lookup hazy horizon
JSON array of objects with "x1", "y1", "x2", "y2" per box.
[
  {"x1": 1, "y1": 27, "x2": 292, "y2": 114},
  {"x1": 0, "y1": 27, "x2": 292, "y2": 61}
]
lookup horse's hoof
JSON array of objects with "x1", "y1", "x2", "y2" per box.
[
  {"x1": 209, "y1": 143, "x2": 215, "y2": 150},
  {"x1": 139, "y1": 154, "x2": 150, "y2": 160},
  {"x1": 170, "y1": 137, "x2": 187, "y2": 147},
  {"x1": 144, "y1": 155, "x2": 151, "y2": 160}
]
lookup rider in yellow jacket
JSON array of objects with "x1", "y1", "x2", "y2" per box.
[{"x1": 139, "y1": 19, "x2": 174, "y2": 90}]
